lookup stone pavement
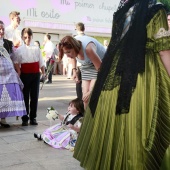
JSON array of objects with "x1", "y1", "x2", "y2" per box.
[{"x1": 0, "y1": 75, "x2": 84, "y2": 170}]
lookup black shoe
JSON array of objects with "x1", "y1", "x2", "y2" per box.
[
  {"x1": 45, "y1": 81, "x2": 52, "y2": 84},
  {"x1": 34, "y1": 133, "x2": 42, "y2": 140},
  {"x1": 22, "y1": 121, "x2": 28, "y2": 126},
  {"x1": 30, "y1": 119, "x2": 38, "y2": 125},
  {"x1": 0, "y1": 122, "x2": 10, "y2": 128}
]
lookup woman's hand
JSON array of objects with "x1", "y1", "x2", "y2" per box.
[
  {"x1": 76, "y1": 80, "x2": 81, "y2": 83},
  {"x1": 82, "y1": 91, "x2": 91, "y2": 103},
  {"x1": 72, "y1": 70, "x2": 79, "y2": 82},
  {"x1": 71, "y1": 58, "x2": 78, "y2": 82}
]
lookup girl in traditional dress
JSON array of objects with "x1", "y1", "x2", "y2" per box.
[
  {"x1": 73, "y1": 0, "x2": 170, "y2": 169},
  {"x1": 0, "y1": 20, "x2": 26, "y2": 128},
  {"x1": 14, "y1": 28, "x2": 45, "y2": 126},
  {"x1": 34, "y1": 98, "x2": 84, "y2": 150}
]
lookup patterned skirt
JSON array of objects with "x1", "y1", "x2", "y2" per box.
[
  {"x1": 42, "y1": 123, "x2": 77, "y2": 149},
  {"x1": 73, "y1": 52, "x2": 170, "y2": 169},
  {"x1": 80, "y1": 63, "x2": 98, "y2": 80},
  {"x1": 0, "y1": 83, "x2": 26, "y2": 118}
]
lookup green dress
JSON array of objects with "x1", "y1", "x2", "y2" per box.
[{"x1": 73, "y1": 9, "x2": 170, "y2": 170}]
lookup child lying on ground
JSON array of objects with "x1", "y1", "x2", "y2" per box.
[{"x1": 34, "y1": 98, "x2": 84, "y2": 150}]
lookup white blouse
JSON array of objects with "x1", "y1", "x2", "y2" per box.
[
  {"x1": 15, "y1": 44, "x2": 45, "y2": 68},
  {"x1": 44, "y1": 41, "x2": 55, "y2": 60},
  {"x1": 5, "y1": 25, "x2": 22, "y2": 43}
]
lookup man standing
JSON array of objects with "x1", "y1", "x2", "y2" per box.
[
  {"x1": 5, "y1": 11, "x2": 22, "y2": 48},
  {"x1": 43, "y1": 34, "x2": 55, "y2": 84},
  {"x1": 53, "y1": 44, "x2": 62, "y2": 75},
  {"x1": 75, "y1": 22, "x2": 85, "y2": 37},
  {"x1": 5, "y1": 11, "x2": 22, "y2": 74}
]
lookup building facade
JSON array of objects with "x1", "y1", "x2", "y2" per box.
[{"x1": 0, "y1": 0, "x2": 120, "y2": 44}]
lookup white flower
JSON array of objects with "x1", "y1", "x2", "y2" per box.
[{"x1": 46, "y1": 108, "x2": 58, "y2": 120}]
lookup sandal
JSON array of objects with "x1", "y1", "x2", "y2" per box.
[
  {"x1": 0, "y1": 122, "x2": 10, "y2": 128},
  {"x1": 34, "y1": 133, "x2": 42, "y2": 140}
]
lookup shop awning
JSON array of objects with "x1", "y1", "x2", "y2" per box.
[{"x1": 24, "y1": 19, "x2": 111, "y2": 34}]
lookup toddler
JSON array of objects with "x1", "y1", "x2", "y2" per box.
[{"x1": 34, "y1": 98, "x2": 84, "y2": 150}]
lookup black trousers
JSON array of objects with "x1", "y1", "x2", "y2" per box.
[
  {"x1": 20, "y1": 73, "x2": 40, "y2": 122},
  {"x1": 46, "y1": 59, "x2": 52, "y2": 82},
  {"x1": 76, "y1": 81, "x2": 82, "y2": 99},
  {"x1": 76, "y1": 67, "x2": 82, "y2": 99}
]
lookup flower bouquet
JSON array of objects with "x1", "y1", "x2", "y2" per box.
[
  {"x1": 46, "y1": 58, "x2": 55, "y2": 76},
  {"x1": 40, "y1": 58, "x2": 55, "y2": 89},
  {"x1": 46, "y1": 106, "x2": 58, "y2": 121}
]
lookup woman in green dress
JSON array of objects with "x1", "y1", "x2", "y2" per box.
[{"x1": 73, "y1": 0, "x2": 170, "y2": 169}]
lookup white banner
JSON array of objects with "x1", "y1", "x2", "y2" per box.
[{"x1": 0, "y1": 0, "x2": 120, "y2": 29}]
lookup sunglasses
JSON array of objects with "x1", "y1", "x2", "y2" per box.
[{"x1": 59, "y1": 42, "x2": 72, "y2": 48}]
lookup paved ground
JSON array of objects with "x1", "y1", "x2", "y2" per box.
[{"x1": 0, "y1": 75, "x2": 84, "y2": 170}]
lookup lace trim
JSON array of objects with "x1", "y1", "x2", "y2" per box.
[
  {"x1": 0, "y1": 85, "x2": 25, "y2": 112},
  {"x1": 0, "y1": 39, "x2": 4, "y2": 46},
  {"x1": 154, "y1": 28, "x2": 170, "y2": 39},
  {"x1": 0, "y1": 46, "x2": 13, "y2": 64}
]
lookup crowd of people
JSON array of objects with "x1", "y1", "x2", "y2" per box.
[
  {"x1": 0, "y1": 10, "x2": 107, "y2": 142},
  {"x1": 0, "y1": 0, "x2": 170, "y2": 169}
]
